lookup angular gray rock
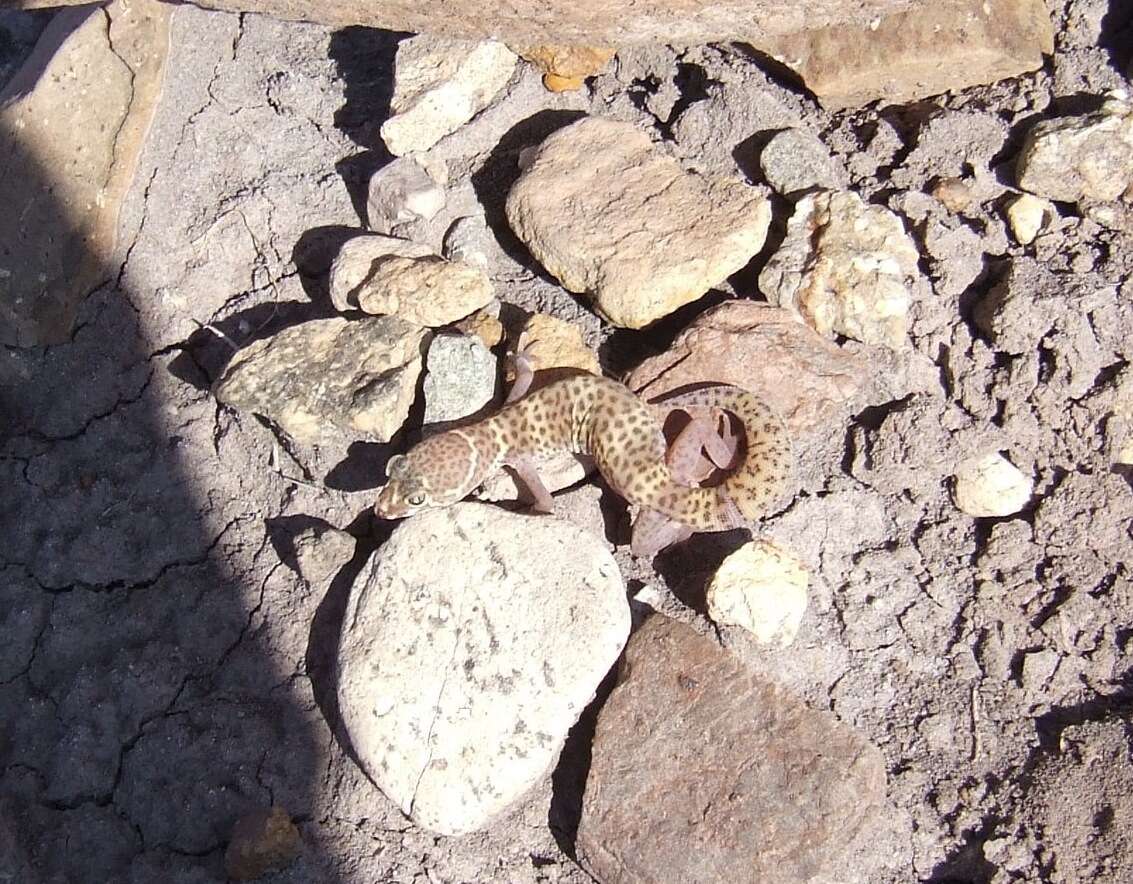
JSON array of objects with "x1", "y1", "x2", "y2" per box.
[
  {"x1": 379, "y1": 36, "x2": 517, "y2": 156},
  {"x1": 1016, "y1": 94, "x2": 1133, "y2": 204},
  {"x1": 759, "y1": 128, "x2": 845, "y2": 199},
  {"x1": 576, "y1": 615, "x2": 888, "y2": 884},
  {"x1": 214, "y1": 316, "x2": 429, "y2": 445},
  {"x1": 337, "y1": 503, "x2": 629, "y2": 836},
  {"x1": 422, "y1": 332, "x2": 498, "y2": 425},
  {"x1": 506, "y1": 116, "x2": 771, "y2": 328},
  {"x1": 366, "y1": 155, "x2": 447, "y2": 232}
]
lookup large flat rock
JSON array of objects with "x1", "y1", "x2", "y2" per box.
[
  {"x1": 337, "y1": 503, "x2": 629, "y2": 835},
  {"x1": 577, "y1": 615, "x2": 889, "y2": 884}
]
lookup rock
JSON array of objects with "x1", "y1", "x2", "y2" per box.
[
  {"x1": 0, "y1": 0, "x2": 170, "y2": 346},
  {"x1": 422, "y1": 333, "x2": 498, "y2": 425},
  {"x1": 759, "y1": 190, "x2": 921, "y2": 349},
  {"x1": 514, "y1": 313, "x2": 601, "y2": 377},
  {"x1": 506, "y1": 116, "x2": 772, "y2": 328},
  {"x1": 328, "y1": 234, "x2": 434, "y2": 312},
  {"x1": 135, "y1": 0, "x2": 915, "y2": 47},
  {"x1": 358, "y1": 255, "x2": 494, "y2": 327},
  {"x1": 224, "y1": 806, "x2": 302, "y2": 881},
  {"x1": 1006, "y1": 193, "x2": 1058, "y2": 245},
  {"x1": 366, "y1": 155, "x2": 447, "y2": 232},
  {"x1": 764, "y1": 0, "x2": 1053, "y2": 110},
  {"x1": 759, "y1": 128, "x2": 844, "y2": 199},
  {"x1": 214, "y1": 317, "x2": 429, "y2": 445},
  {"x1": 337, "y1": 503, "x2": 629, "y2": 836},
  {"x1": 442, "y1": 215, "x2": 492, "y2": 269},
  {"x1": 380, "y1": 36, "x2": 517, "y2": 156},
  {"x1": 627, "y1": 300, "x2": 867, "y2": 435},
  {"x1": 576, "y1": 615, "x2": 888, "y2": 884},
  {"x1": 932, "y1": 177, "x2": 975, "y2": 213},
  {"x1": 329, "y1": 236, "x2": 494, "y2": 325},
  {"x1": 288, "y1": 525, "x2": 356, "y2": 586},
  {"x1": 706, "y1": 540, "x2": 809, "y2": 647},
  {"x1": 453, "y1": 308, "x2": 504, "y2": 348},
  {"x1": 1016, "y1": 94, "x2": 1133, "y2": 205},
  {"x1": 953, "y1": 452, "x2": 1034, "y2": 517},
  {"x1": 520, "y1": 45, "x2": 615, "y2": 92}
]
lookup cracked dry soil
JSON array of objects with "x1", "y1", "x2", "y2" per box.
[{"x1": 2, "y1": 2, "x2": 1132, "y2": 882}]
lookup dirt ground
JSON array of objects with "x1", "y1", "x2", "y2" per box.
[{"x1": 1, "y1": 1, "x2": 1131, "y2": 882}]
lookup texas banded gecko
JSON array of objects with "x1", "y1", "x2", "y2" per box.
[{"x1": 375, "y1": 373, "x2": 792, "y2": 549}]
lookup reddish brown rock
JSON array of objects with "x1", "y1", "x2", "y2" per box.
[
  {"x1": 17, "y1": 1, "x2": 912, "y2": 48},
  {"x1": 224, "y1": 806, "x2": 301, "y2": 880},
  {"x1": 765, "y1": 0, "x2": 1053, "y2": 110},
  {"x1": 576, "y1": 616, "x2": 888, "y2": 884},
  {"x1": 627, "y1": 301, "x2": 867, "y2": 435}
]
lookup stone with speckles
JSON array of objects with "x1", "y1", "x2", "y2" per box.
[{"x1": 337, "y1": 503, "x2": 628, "y2": 836}]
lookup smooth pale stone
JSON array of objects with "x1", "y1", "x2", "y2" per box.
[
  {"x1": 953, "y1": 452, "x2": 1034, "y2": 517},
  {"x1": 707, "y1": 540, "x2": 809, "y2": 647}
]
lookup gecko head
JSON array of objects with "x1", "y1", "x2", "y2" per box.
[{"x1": 374, "y1": 433, "x2": 482, "y2": 519}]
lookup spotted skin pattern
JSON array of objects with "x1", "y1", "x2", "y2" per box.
[{"x1": 375, "y1": 374, "x2": 791, "y2": 532}]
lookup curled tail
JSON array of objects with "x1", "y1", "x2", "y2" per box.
[{"x1": 640, "y1": 385, "x2": 792, "y2": 531}]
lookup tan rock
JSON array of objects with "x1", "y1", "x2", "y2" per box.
[
  {"x1": 932, "y1": 177, "x2": 975, "y2": 213},
  {"x1": 328, "y1": 234, "x2": 433, "y2": 312},
  {"x1": 627, "y1": 301, "x2": 867, "y2": 435},
  {"x1": 1006, "y1": 193, "x2": 1058, "y2": 245},
  {"x1": 953, "y1": 452, "x2": 1034, "y2": 517},
  {"x1": 0, "y1": 0, "x2": 171, "y2": 346},
  {"x1": 1016, "y1": 95, "x2": 1133, "y2": 205},
  {"x1": 338, "y1": 503, "x2": 629, "y2": 836},
  {"x1": 759, "y1": 190, "x2": 921, "y2": 349},
  {"x1": 454, "y1": 309, "x2": 504, "y2": 348},
  {"x1": 515, "y1": 313, "x2": 601, "y2": 376},
  {"x1": 542, "y1": 73, "x2": 585, "y2": 92},
  {"x1": 224, "y1": 807, "x2": 302, "y2": 881},
  {"x1": 507, "y1": 117, "x2": 771, "y2": 328},
  {"x1": 214, "y1": 316, "x2": 429, "y2": 445},
  {"x1": 356, "y1": 255, "x2": 494, "y2": 326},
  {"x1": 707, "y1": 540, "x2": 809, "y2": 647},
  {"x1": 765, "y1": 0, "x2": 1053, "y2": 110},
  {"x1": 65, "y1": 0, "x2": 912, "y2": 48},
  {"x1": 366, "y1": 155, "x2": 447, "y2": 232},
  {"x1": 380, "y1": 36, "x2": 517, "y2": 156}
]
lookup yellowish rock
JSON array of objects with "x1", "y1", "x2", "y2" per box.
[
  {"x1": 932, "y1": 177, "x2": 974, "y2": 213},
  {"x1": 356, "y1": 255, "x2": 494, "y2": 327},
  {"x1": 706, "y1": 541, "x2": 809, "y2": 647},
  {"x1": 515, "y1": 313, "x2": 601, "y2": 376},
  {"x1": 455, "y1": 309, "x2": 505, "y2": 348},
  {"x1": 522, "y1": 44, "x2": 616, "y2": 80},
  {"x1": 953, "y1": 452, "x2": 1034, "y2": 517},
  {"x1": 1006, "y1": 193, "x2": 1057, "y2": 245},
  {"x1": 543, "y1": 72, "x2": 586, "y2": 92}
]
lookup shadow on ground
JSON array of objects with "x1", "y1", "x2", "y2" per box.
[{"x1": 0, "y1": 110, "x2": 345, "y2": 883}]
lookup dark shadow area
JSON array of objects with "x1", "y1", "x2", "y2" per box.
[
  {"x1": 1100, "y1": 1, "x2": 1133, "y2": 71},
  {"x1": 652, "y1": 528, "x2": 749, "y2": 613},
  {"x1": 547, "y1": 662, "x2": 620, "y2": 858},
  {"x1": 924, "y1": 838, "x2": 997, "y2": 884},
  {"x1": 328, "y1": 26, "x2": 408, "y2": 227},
  {"x1": 0, "y1": 108, "x2": 343, "y2": 884},
  {"x1": 469, "y1": 109, "x2": 588, "y2": 274},
  {"x1": 598, "y1": 287, "x2": 732, "y2": 378}
]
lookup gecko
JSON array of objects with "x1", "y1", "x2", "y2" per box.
[{"x1": 375, "y1": 373, "x2": 792, "y2": 546}]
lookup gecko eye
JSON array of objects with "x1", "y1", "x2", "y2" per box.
[{"x1": 407, "y1": 493, "x2": 426, "y2": 506}]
